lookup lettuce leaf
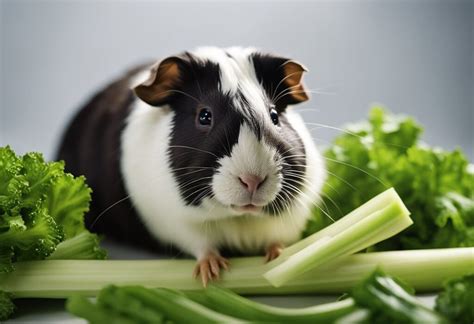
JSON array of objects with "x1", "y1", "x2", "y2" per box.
[
  {"x1": 0, "y1": 146, "x2": 103, "y2": 273},
  {"x1": 435, "y1": 274, "x2": 474, "y2": 324},
  {"x1": 305, "y1": 107, "x2": 474, "y2": 250}
]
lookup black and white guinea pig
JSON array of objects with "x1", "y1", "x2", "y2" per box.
[{"x1": 58, "y1": 46, "x2": 325, "y2": 284}]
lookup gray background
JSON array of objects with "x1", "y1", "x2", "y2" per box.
[
  {"x1": 1, "y1": 0, "x2": 473, "y2": 160},
  {"x1": 0, "y1": 1, "x2": 472, "y2": 321}
]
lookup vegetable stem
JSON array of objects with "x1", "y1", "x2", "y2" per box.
[
  {"x1": 1, "y1": 248, "x2": 471, "y2": 298},
  {"x1": 272, "y1": 188, "x2": 406, "y2": 265},
  {"x1": 48, "y1": 232, "x2": 107, "y2": 260},
  {"x1": 185, "y1": 285, "x2": 358, "y2": 323},
  {"x1": 264, "y1": 189, "x2": 412, "y2": 287}
]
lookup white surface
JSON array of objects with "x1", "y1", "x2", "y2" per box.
[{"x1": 6, "y1": 240, "x2": 438, "y2": 323}]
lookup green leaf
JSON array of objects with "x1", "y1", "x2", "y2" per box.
[
  {"x1": 0, "y1": 207, "x2": 63, "y2": 262},
  {"x1": 351, "y1": 269, "x2": 448, "y2": 323},
  {"x1": 0, "y1": 290, "x2": 14, "y2": 321},
  {"x1": 435, "y1": 273, "x2": 474, "y2": 324},
  {"x1": 43, "y1": 173, "x2": 91, "y2": 239},
  {"x1": 0, "y1": 146, "x2": 97, "y2": 276},
  {"x1": 306, "y1": 107, "x2": 474, "y2": 251}
]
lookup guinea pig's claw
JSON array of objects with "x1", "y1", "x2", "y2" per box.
[
  {"x1": 265, "y1": 242, "x2": 284, "y2": 262},
  {"x1": 193, "y1": 253, "x2": 229, "y2": 287}
]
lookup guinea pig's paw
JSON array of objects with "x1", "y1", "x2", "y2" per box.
[
  {"x1": 193, "y1": 252, "x2": 229, "y2": 287},
  {"x1": 265, "y1": 242, "x2": 284, "y2": 262}
]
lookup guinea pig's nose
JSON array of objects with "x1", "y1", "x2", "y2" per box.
[{"x1": 238, "y1": 174, "x2": 265, "y2": 194}]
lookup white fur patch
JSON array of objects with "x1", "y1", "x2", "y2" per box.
[
  {"x1": 192, "y1": 47, "x2": 268, "y2": 121},
  {"x1": 212, "y1": 124, "x2": 281, "y2": 208}
]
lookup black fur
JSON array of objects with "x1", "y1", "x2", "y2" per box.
[
  {"x1": 166, "y1": 57, "x2": 244, "y2": 205},
  {"x1": 57, "y1": 64, "x2": 165, "y2": 249},
  {"x1": 251, "y1": 53, "x2": 308, "y2": 110}
]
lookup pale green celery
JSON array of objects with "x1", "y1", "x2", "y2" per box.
[
  {"x1": 264, "y1": 191, "x2": 412, "y2": 287},
  {"x1": 123, "y1": 286, "x2": 244, "y2": 324},
  {"x1": 273, "y1": 187, "x2": 404, "y2": 265},
  {"x1": 1, "y1": 248, "x2": 471, "y2": 298},
  {"x1": 185, "y1": 285, "x2": 358, "y2": 323},
  {"x1": 67, "y1": 295, "x2": 136, "y2": 324},
  {"x1": 48, "y1": 232, "x2": 107, "y2": 260}
]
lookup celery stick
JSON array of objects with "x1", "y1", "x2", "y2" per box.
[
  {"x1": 274, "y1": 188, "x2": 405, "y2": 264},
  {"x1": 121, "y1": 286, "x2": 244, "y2": 324},
  {"x1": 1, "y1": 248, "x2": 471, "y2": 298},
  {"x1": 185, "y1": 285, "x2": 358, "y2": 323},
  {"x1": 67, "y1": 295, "x2": 137, "y2": 324},
  {"x1": 97, "y1": 285, "x2": 165, "y2": 323},
  {"x1": 48, "y1": 232, "x2": 107, "y2": 260},
  {"x1": 264, "y1": 199, "x2": 412, "y2": 287}
]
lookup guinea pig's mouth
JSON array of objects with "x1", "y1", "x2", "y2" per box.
[{"x1": 230, "y1": 204, "x2": 263, "y2": 214}]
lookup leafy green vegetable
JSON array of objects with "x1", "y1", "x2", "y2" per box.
[
  {"x1": 0, "y1": 291, "x2": 14, "y2": 321},
  {"x1": 435, "y1": 273, "x2": 474, "y2": 324},
  {"x1": 351, "y1": 269, "x2": 448, "y2": 323},
  {"x1": 43, "y1": 172, "x2": 91, "y2": 239},
  {"x1": 0, "y1": 146, "x2": 104, "y2": 271},
  {"x1": 305, "y1": 107, "x2": 474, "y2": 250},
  {"x1": 0, "y1": 146, "x2": 106, "y2": 320}
]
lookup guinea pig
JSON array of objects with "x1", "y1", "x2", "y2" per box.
[{"x1": 57, "y1": 46, "x2": 325, "y2": 285}]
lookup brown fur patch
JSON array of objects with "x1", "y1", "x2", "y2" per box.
[
  {"x1": 134, "y1": 57, "x2": 182, "y2": 106},
  {"x1": 283, "y1": 61, "x2": 309, "y2": 103}
]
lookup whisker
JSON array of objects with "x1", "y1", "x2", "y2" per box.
[
  {"x1": 304, "y1": 120, "x2": 411, "y2": 150},
  {"x1": 271, "y1": 71, "x2": 304, "y2": 102},
  {"x1": 323, "y1": 156, "x2": 388, "y2": 187},
  {"x1": 90, "y1": 195, "x2": 131, "y2": 229},
  {"x1": 273, "y1": 84, "x2": 302, "y2": 103},
  {"x1": 179, "y1": 176, "x2": 214, "y2": 192},
  {"x1": 284, "y1": 173, "x2": 343, "y2": 218}
]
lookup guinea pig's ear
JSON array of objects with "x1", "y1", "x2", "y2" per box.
[
  {"x1": 133, "y1": 56, "x2": 185, "y2": 106},
  {"x1": 280, "y1": 60, "x2": 309, "y2": 104},
  {"x1": 252, "y1": 54, "x2": 309, "y2": 107}
]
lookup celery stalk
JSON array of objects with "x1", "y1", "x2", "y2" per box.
[
  {"x1": 185, "y1": 285, "x2": 358, "y2": 323},
  {"x1": 274, "y1": 188, "x2": 405, "y2": 264},
  {"x1": 67, "y1": 295, "x2": 137, "y2": 324},
  {"x1": 264, "y1": 199, "x2": 412, "y2": 287},
  {"x1": 48, "y1": 232, "x2": 107, "y2": 260},
  {"x1": 119, "y1": 286, "x2": 244, "y2": 324},
  {"x1": 1, "y1": 248, "x2": 471, "y2": 298}
]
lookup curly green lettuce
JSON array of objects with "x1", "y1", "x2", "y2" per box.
[
  {"x1": 305, "y1": 107, "x2": 474, "y2": 250},
  {"x1": 0, "y1": 146, "x2": 105, "y2": 272},
  {"x1": 0, "y1": 291, "x2": 14, "y2": 321},
  {"x1": 435, "y1": 273, "x2": 474, "y2": 324}
]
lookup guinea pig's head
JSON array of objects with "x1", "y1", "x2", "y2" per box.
[{"x1": 134, "y1": 47, "x2": 320, "y2": 217}]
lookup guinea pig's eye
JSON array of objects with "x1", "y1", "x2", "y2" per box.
[
  {"x1": 197, "y1": 107, "x2": 213, "y2": 128},
  {"x1": 270, "y1": 108, "x2": 279, "y2": 125}
]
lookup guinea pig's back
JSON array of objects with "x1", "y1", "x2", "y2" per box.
[{"x1": 56, "y1": 64, "x2": 162, "y2": 249}]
